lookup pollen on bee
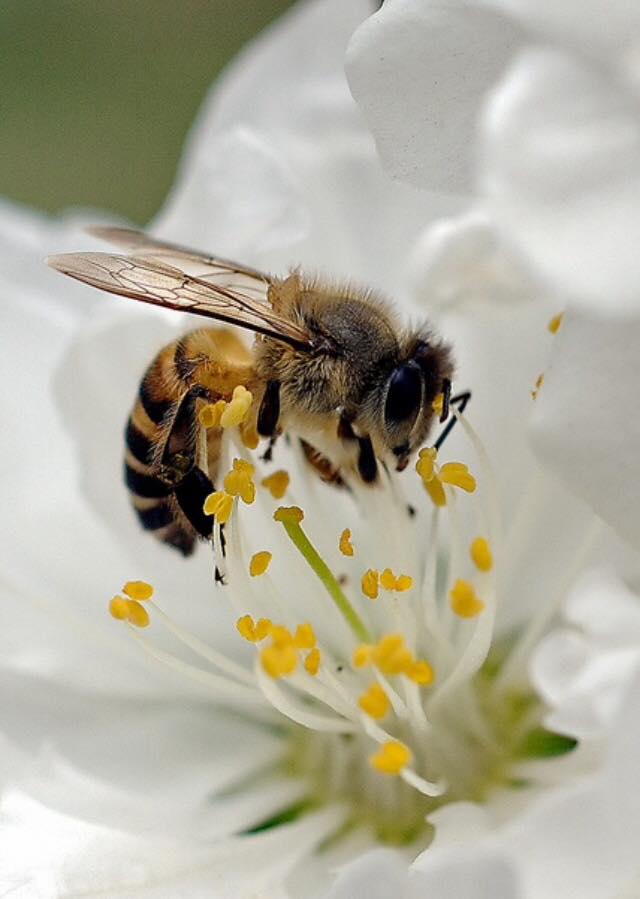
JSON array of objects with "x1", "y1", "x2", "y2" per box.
[
  {"x1": 261, "y1": 470, "x2": 290, "y2": 500},
  {"x1": 450, "y1": 579, "x2": 485, "y2": 618},
  {"x1": 249, "y1": 551, "x2": 272, "y2": 577},
  {"x1": 198, "y1": 400, "x2": 226, "y2": 429},
  {"x1": 432, "y1": 393, "x2": 444, "y2": 417},
  {"x1": 339, "y1": 528, "x2": 355, "y2": 557},
  {"x1": 369, "y1": 741, "x2": 412, "y2": 776}
]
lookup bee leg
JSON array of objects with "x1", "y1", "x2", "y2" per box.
[
  {"x1": 299, "y1": 439, "x2": 348, "y2": 489},
  {"x1": 257, "y1": 380, "x2": 281, "y2": 437},
  {"x1": 260, "y1": 434, "x2": 279, "y2": 463},
  {"x1": 357, "y1": 435, "x2": 378, "y2": 484},
  {"x1": 433, "y1": 389, "x2": 472, "y2": 452}
]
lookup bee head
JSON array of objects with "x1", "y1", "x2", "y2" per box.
[{"x1": 381, "y1": 333, "x2": 454, "y2": 471}]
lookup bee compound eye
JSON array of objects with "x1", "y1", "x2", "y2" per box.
[{"x1": 384, "y1": 363, "x2": 422, "y2": 430}]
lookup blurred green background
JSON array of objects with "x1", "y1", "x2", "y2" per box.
[{"x1": 0, "y1": 0, "x2": 296, "y2": 224}]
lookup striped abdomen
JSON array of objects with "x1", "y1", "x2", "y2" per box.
[{"x1": 124, "y1": 329, "x2": 254, "y2": 556}]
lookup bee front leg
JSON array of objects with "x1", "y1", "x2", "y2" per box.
[
  {"x1": 338, "y1": 410, "x2": 378, "y2": 484},
  {"x1": 257, "y1": 380, "x2": 281, "y2": 437}
]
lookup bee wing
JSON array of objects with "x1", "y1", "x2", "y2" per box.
[
  {"x1": 47, "y1": 251, "x2": 313, "y2": 350},
  {"x1": 87, "y1": 226, "x2": 269, "y2": 300}
]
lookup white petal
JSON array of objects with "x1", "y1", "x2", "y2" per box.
[
  {"x1": 530, "y1": 308, "x2": 640, "y2": 548},
  {"x1": 483, "y1": 48, "x2": 640, "y2": 314},
  {"x1": 0, "y1": 791, "x2": 344, "y2": 899},
  {"x1": 409, "y1": 847, "x2": 520, "y2": 899},
  {"x1": 323, "y1": 849, "x2": 409, "y2": 899},
  {"x1": 563, "y1": 568, "x2": 640, "y2": 642},
  {"x1": 346, "y1": 0, "x2": 527, "y2": 192},
  {"x1": 0, "y1": 671, "x2": 285, "y2": 837}
]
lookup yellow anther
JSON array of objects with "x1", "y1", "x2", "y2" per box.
[
  {"x1": 548, "y1": 312, "x2": 564, "y2": 334},
  {"x1": 423, "y1": 475, "x2": 447, "y2": 507},
  {"x1": 237, "y1": 614, "x2": 257, "y2": 642},
  {"x1": 254, "y1": 618, "x2": 273, "y2": 641},
  {"x1": 273, "y1": 505, "x2": 304, "y2": 525},
  {"x1": 237, "y1": 614, "x2": 273, "y2": 642},
  {"x1": 224, "y1": 458, "x2": 256, "y2": 504},
  {"x1": 249, "y1": 551, "x2": 272, "y2": 577},
  {"x1": 407, "y1": 660, "x2": 435, "y2": 686},
  {"x1": 270, "y1": 625, "x2": 295, "y2": 647},
  {"x1": 198, "y1": 400, "x2": 226, "y2": 429},
  {"x1": 261, "y1": 470, "x2": 290, "y2": 500},
  {"x1": 361, "y1": 568, "x2": 379, "y2": 600},
  {"x1": 220, "y1": 385, "x2": 253, "y2": 428},
  {"x1": 470, "y1": 537, "x2": 493, "y2": 572},
  {"x1": 394, "y1": 574, "x2": 413, "y2": 592},
  {"x1": 339, "y1": 528, "x2": 355, "y2": 557},
  {"x1": 370, "y1": 741, "x2": 412, "y2": 776},
  {"x1": 203, "y1": 491, "x2": 234, "y2": 523},
  {"x1": 371, "y1": 634, "x2": 413, "y2": 676},
  {"x1": 450, "y1": 579, "x2": 486, "y2": 618},
  {"x1": 353, "y1": 645, "x2": 373, "y2": 669},
  {"x1": 109, "y1": 596, "x2": 129, "y2": 620},
  {"x1": 531, "y1": 373, "x2": 545, "y2": 400},
  {"x1": 416, "y1": 446, "x2": 438, "y2": 483},
  {"x1": 261, "y1": 642, "x2": 298, "y2": 678},
  {"x1": 358, "y1": 683, "x2": 390, "y2": 720},
  {"x1": 294, "y1": 622, "x2": 316, "y2": 650},
  {"x1": 380, "y1": 568, "x2": 396, "y2": 591},
  {"x1": 125, "y1": 600, "x2": 150, "y2": 628},
  {"x1": 432, "y1": 393, "x2": 444, "y2": 417},
  {"x1": 304, "y1": 647, "x2": 321, "y2": 676},
  {"x1": 240, "y1": 423, "x2": 260, "y2": 450},
  {"x1": 439, "y1": 462, "x2": 476, "y2": 493},
  {"x1": 122, "y1": 580, "x2": 154, "y2": 601}
]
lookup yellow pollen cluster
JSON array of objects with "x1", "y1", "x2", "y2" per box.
[
  {"x1": 416, "y1": 448, "x2": 476, "y2": 506},
  {"x1": 249, "y1": 551, "x2": 272, "y2": 577},
  {"x1": 198, "y1": 386, "x2": 253, "y2": 430},
  {"x1": 109, "y1": 580, "x2": 154, "y2": 628},
  {"x1": 203, "y1": 491, "x2": 234, "y2": 523},
  {"x1": 353, "y1": 634, "x2": 434, "y2": 685},
  {"x1": 261, "y1": 470, "x2": 290, "y2": 500},
  {"x1": 369, "y1": 741, "x2": 412, "y2": 776},
  {"x1": 358, "y1": 682, "x2": 390, "y2": 719},
  {"x1": 204, "y1": 459, "x2": 256, "y2": 523},
  {"x1": 450, "y1": 579, "x2": 486, "y2": 618},
  {"x1": 237, "y1": 615, "x2": 320, "y2": 678},
  {"x1": 240, "y1": 422, "x2": 260, "y2": 450},
  {"x1": 531, "y1": 373, "x2": 545, "y2": 400},
  {"x1": 236, "y1": 614, "x2": 273, "y2": 642},
  {"x1": 339, "y1": 528, "x2": 355, "y2": 557},
  {"x1": 224, "y1": 458, "x2": 256, "y2": 504},
  {"x1": 470, "y1": 537, "x2": 493, "y2": 572},
  {"x1": 548, "y1": 312, "x2": 564, "y2": 334},
  {"x1": 432, "y1": 392, "x2": 444, "y2": 417},
  {"x1": 273, "y1": 505, "x2": 304, "y2": 525},
  {"x1": 361, "y1": 568, "x2": 413, "y2": 599}
]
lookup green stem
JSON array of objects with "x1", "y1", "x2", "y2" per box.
[{"x1": 280, "y1": 520, "x2": 372, "y2": 643}]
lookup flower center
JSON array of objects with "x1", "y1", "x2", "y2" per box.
[{"x1": 108, "y1": 402, "x2": 577, "y2": 846}]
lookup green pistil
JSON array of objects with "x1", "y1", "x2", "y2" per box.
[{"x1": 275, "y1": 511, "x2": 371, "y2": 643}]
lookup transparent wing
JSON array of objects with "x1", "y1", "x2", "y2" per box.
[
  {"x1": 88, "y1": 225, "x2": 271, "y2": 301},
  {"x1": 47, "y1": 251, "x2": 312, "y2": 350}
]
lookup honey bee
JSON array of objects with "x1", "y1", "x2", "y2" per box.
[{"x1": 48, "y1": 227, "x2": 456, "y2": 557}]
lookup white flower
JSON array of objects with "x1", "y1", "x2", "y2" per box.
[
  {"x1": 2, "y1": 1, "x2": 640, "y2": 897},
  {"x1": 347, "y1": 0, "x2": 640, "y2": 314}
]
